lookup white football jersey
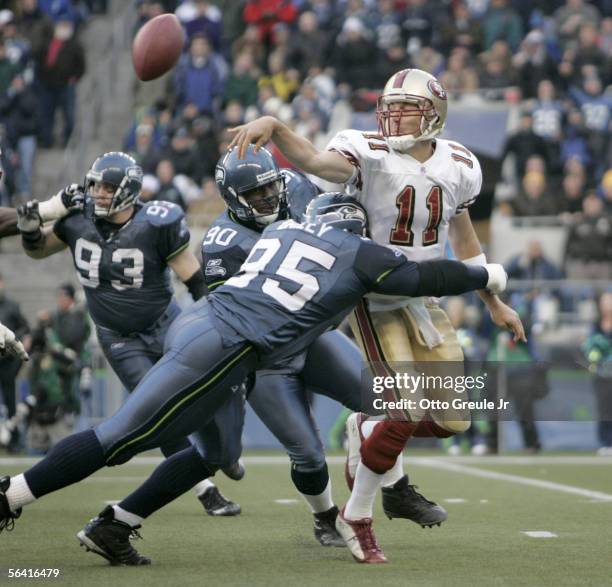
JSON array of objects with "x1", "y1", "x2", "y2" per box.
[{"x1": 326, "y1": 130, "x2": 482, "y2": 310}]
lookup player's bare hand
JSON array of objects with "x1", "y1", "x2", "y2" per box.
[
  {"x1": 488, "y1": 300, "x2": 527, "y2": 343},
  {"x1": 228, "y1": 116, "x2": 278, "y2": 159}
]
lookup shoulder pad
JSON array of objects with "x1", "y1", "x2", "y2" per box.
[{"x1": 138, "y1": 201, "x2": 185, "y2": 226}]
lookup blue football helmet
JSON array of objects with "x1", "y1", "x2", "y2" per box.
[
  {"x1": 305, "y1": 192, "x2": 368, "y2": 235},
  {"x1": 215, "y1": 146, "x2": 288, "y2": 227},
  {"x1": 84, "y1": 152, "x2": 143, "y2": 217}
]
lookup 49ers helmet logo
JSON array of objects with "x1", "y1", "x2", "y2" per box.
[{"x1": 428, "y1": 79, "x2": 447, "y2": 100}]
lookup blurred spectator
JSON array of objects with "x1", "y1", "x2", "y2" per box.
[
  {"x1": 401, "y1": 0, "x2": 435, "y2": 54},
  {"x1": 530, "y1": 79, "x2": 563, "y2": 174},
  {"x1": 370, "y1": 0, "x2": 402, "y2": 51},
  {"x1": 220, "y1": 99, "x2": 245, "y2": 128},
  {"x1": 0, "y1": 10, "x2": 32, "y2": 72},
  {"x1": 232, "y1": 24, "x2": 266, "y2": 69},
  {"x1": 223, "y1": 51, "x2": 260, "y2": 107},
  {"x1": 155, "y1": 159, "x2": 187, "y2": 210},
  {"x1": 174, "y1": 34, "x2": 225, "y2": 116},
  {"x1": 482, "y1": 0, "x2": 524, "y2": 52},
  {"x1": 506, "y1": 240, "x2": 564, "y2": 280},
  {"x1": 565, "y1": 194, "x2": 612, "y2": 279},
  {"x1": 437, "y1": 1, "x2": 482, "y2": 55},
  {"x1": 512, "y1": 30, "x2": 559, "y2": 99},
  {"x1": 332, "y1": 17, "x2": 379, "y2": 90},
  {"x1": 128, "y1": 123, "x2": 161, "y2": 174},
  {"x1": 190, "y1": 115, "x2": 218, "y2": 178},
  {"x1": 554, "y1": 0, "x2": 601, "y2": 51},
  {"x1": 139, "y1": 174, "x2": 160, "y2": 202},
  {"x1": 37, "y1": 0, "x2": 88, "y2": 28},
  {"x1": 34, "y1": 16, "x2": 86, "y2": 148},
  {"x1": 26, "y1": 284, "x2": 90, "y2": 454},
  {"x1": 569, "y1": 76, "x2": 612, "y2": 177},
  {"x1": 15, "y1": 0, "x2": 54, "y2": 57},
  {"x1": 582, "y1": 292, "x2": 612, "y2": 455},
  {"x1": 258, "y1": 50, "x2": 300, "y2": 102},
  {"x1": 511, "y1": 171, "x2": 557, "y2": 216},
  {"x1": 286, "y1": 11, "x2": 330, "y2": 78},
  {"x1": 411, "y1": 45, "x2": 444, "y2": 76},
  {"x1": 503, "y1": 112, "x2": 550, "y2": 179},
  {"x1": 0, "y1": 75, "x2": 40, "y2": 199},
  {"x1": 560, "y1": 172, "x2": 586, "y2": 214},
  {"x1": 161, "y1": 126, "x2": 202, "y2": 184},
  {"x1": 600, "y1": 169, "x2": 612, "y2": 214},
  {"x1": 376, "y1": 43, "x2": 411, "y2": 88},
  {"x1": 560, "y1": 109, "x2": 591, "y2": 171},
  {"x1": 0, "y1": 40, "x2": 19, "y2": 96},
  {"x1": 439, "y1": 47, "x2": 479, "y2": 94},
  {"x1": 0, "y1": 274, "x2": 30, "y2": 450},
  {"x1": 183, "y1": 0, "x2": 223, "y2": 50},
  {"x1": 243, "y1": 0, "x2": 298, "y2": 50}
]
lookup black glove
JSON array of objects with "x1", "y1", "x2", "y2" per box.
[{"x1": 60, "y1": 183, "x2": 85, "y2": 211}]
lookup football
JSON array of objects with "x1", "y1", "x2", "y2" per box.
[{"x1": 132, "y1": 13, "x2": 185, "y2": 81}]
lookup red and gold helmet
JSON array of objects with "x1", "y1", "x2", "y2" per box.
[{"x1": 376, "y1": 69, "x2": 448, "y2": 152}]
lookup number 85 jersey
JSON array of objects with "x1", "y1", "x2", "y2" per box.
[
  {"x1": 326, "y1": 130, "x2": 482, "y2": 263},
  {"x1": 53, "y1": 201, "x2": 190, "y2": 333}
]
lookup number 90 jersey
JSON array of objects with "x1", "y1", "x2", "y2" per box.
[
  {"x1": 53, "y1": 201, "x2": 190, "y2": 334},
  {"x1": 326, "y1": 130, "x2": 482, "y2": 263}
]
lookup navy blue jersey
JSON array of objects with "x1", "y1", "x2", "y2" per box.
[
  {"x1": 201, "y1": 170, "x2": 319, "y2": 291},
  {"x1": 209, "y1": 220, "x2": 410, "y2": 360},
  {"x1": 54, "y1": 200, "x2": 190, "y2": 334}
]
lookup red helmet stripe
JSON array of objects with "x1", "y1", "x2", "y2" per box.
[{"x1": 392, "y1": 69, "x2": 410, "y2": 88}]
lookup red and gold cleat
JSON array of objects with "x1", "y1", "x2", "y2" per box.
[{"x1": 335, "y1": 507, "x2": 388, "y2": 564}]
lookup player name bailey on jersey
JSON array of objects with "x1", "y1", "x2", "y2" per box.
[{"x1": 275, "y1": 218, "x2": 336, "y2": 238}]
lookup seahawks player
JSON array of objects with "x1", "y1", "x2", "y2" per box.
[
  {"x1": 1, "y1": 194, "x2": 508, "y2": 566},
  {"x1": 14, "y1": 152, "x2": 242, "y2": 517}
]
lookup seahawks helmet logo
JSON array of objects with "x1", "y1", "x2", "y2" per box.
[{"x1": 215, "y1": 166, "x2": 226, "y2": 185}]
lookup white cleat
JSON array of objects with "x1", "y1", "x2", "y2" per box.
[
  {"x1": 335, "y1": 507, "x2": 387, "y2": 564},
  {"x1": 344, "y1": 412, "x2": 367, "y2": 491}
]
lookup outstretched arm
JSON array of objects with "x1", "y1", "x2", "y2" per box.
[
  {"x1": 449, "y1": 212, "x2": 526, "y2": 342},
  {"x1": 228, "y1": 116, "x2": 354, "y2": 184},
  {"x1": 168, "y1": 248, "x2": 207, "y2": 301},
  {"x1": 372, "y1": 259, "x2": 503, "y2": 299}
]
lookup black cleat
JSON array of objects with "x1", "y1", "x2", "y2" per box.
[
  {"x1": 76, "y1": 506, "x2": 151, "y2": 566},
  {"x1": 198, "y1": 486, "x2": 241, "y2": 516},
  {"x1": 313, "y1": 505, "x2": 346, "y2": 547},
  {"x1": 221, "y1": 460, "x2": 245, "y2": 481},
  {"x1": 0, "y1": 476, "x2": 21, "y2": 534},
  {"x1": 381, "y1": 476, "x2": 448, "y2": 527}
]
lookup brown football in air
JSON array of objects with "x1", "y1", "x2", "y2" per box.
[{"x1": 132, "y1": 14, "x2": 185, "y2": 81}]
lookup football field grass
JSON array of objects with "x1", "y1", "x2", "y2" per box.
[{"x1": 1, "y1": 453, "x2": 611, "y2": 587}]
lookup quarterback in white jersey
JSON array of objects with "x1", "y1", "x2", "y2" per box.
[{"x1": 229, "y1": 68, "x2": 525, "y2": 564}]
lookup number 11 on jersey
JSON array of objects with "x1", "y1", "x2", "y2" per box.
[{"x1": 389, "y1": 185, "x2": 443, "y2": 247}]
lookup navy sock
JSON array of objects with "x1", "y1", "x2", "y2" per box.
[
  {"x1": 24, "y1": 430, "x2": 106, "y2": 498},
  {"x1": 119, "y1": 446, "x2": 212, "y2": 518},
  {"x1": 291, "y1": 463, "x2": 330, "y2": 496}
]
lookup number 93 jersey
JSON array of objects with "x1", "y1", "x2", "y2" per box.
[
  {"x1": 326, "y1": 130, "x2": 482, "y2": 263},
  {"x1": 53, "y1": 201, "x2": 190, "y2": 333}
]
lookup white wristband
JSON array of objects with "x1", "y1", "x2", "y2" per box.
[
  {"x1": 38, "y1": 192, "x2": 68, "y2": 222},
  {"x1": 462, "y1": 253, "x2": 487, "y2": 267},
  {"x1": 484, "y1": 263, "x2": 507, "y2": 295}
]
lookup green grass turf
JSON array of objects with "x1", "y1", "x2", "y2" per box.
[{"x1": 1, "y1": 456, "x2": 610, "y2": 587}]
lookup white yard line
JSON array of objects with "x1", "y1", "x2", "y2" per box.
[{"x1": 415, "y1": 458, "x2": 612, "y2": 502}]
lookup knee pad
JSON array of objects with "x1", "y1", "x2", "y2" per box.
[{"x1": 360, "y1": 421, "x2": 416, "y2": 474}]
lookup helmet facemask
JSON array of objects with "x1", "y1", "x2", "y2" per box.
[
  {"x1": 376, "y1": 94, "x2": 440, "y2": 152},
  {"x1": 234, "y1": 176, "x2": 288, "y2": 227}
]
